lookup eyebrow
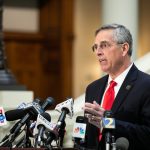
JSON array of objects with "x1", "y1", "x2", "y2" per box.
[
  {"x1": 94, "y1": 41, "x2": 110, "y2": 45},
  {"x1": 100, "y1": 41, "x2": 110, "y2": 44}
]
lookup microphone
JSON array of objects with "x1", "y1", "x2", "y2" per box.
[
  {"x1": 116, "y1": 137, "x2": 129, "y2": 150},
  {"x1": 5, "y1": 97, "x2": 54, "y2": 121},
  {"x1": 55, "y1": 98, "x2": 74, "y2": 119},
  {"x1": 72, "y1": 116, "x2": 87, "y2": 149},
  {"x1": 41, "y1": 97, "x2": 55, "y2": 110},
  {"x1": 45, "y1": 98, "x2": 74, "y2": 145},
  {"x1": 34, "y1": 112, "x2": 51, "y2": 147},
  {"x1": 5, "y1": 99, "x2": 41, "y2": 121},
  {"x1": 102, "y1": 110, "x2": 115, "y2": 150},
  {"x1": 5, "y1": 109, "x2": 26, "y2": 121},
  {"x1": 6, "y1": 97, "x2": 55, "y2": 143},
  {"x1": 55, "y1": 98, "x2": 74, "y2": 129}
]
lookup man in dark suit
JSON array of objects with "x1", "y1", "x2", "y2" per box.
[{"x1": 83, "y1": 24, "x2": 150, "y2": 150}]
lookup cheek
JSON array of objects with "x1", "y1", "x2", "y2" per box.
[
  {"x1": 106, "y1": 53, "x2": 115, "y2": 64},
  {"x1": 109, "y1": 53, "x2": 121, "y2": 65},
  {"x1": 113, "y1": 54, "x2": 123, "y2": 65}
]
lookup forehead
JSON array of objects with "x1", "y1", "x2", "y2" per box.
[{"x1": 95, "y1": 29, "x2": 114, "y2": 43}]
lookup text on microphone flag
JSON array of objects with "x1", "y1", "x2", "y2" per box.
[{"x1": 102, "y1": 118, "x2": 115, "y2": 129}]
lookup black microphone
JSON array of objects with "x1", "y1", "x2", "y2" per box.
[
  {"x1": 45, "y1": 98, "x2": 74, "y2": 145},
  {"x1": 5, "y1": 109, "x2": 26, "y2": 121},
  {"x1": 35, "y1": 112, "x2": 51, "y2": 147},
  {"x1": 116, "y1": 137, "x2": 129, "y2": 150},
  {"x1": 55, "y1": 98, "x2": 74, "y2": 128},
  {"x1": 7, "y1": 97, "x2": 55, "y2": 143},
  {"x1": 5, "y1": 99, "x2": 41, "y2": 121},
  {"x1": 102, "y1": 110, "x2": 115, "y2": 150},
  {"x1": 72, "y1": 116, "x2": 87, "y2": 149},
  {"x1": 5, "y1": 97, "x2": 54, "y2": 121},
  {"x1": 41, "y1": 97, "x2": 55, "y2": 110}
]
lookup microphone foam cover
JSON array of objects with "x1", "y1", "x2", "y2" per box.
[
  {"x1": 5, "y1": 109, "x2": 26, "y2": 121},
  {"x1": 116, "y1": 137, "x2": 129, "y2": 150}
]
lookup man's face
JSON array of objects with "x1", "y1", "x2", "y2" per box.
[{"x1": 94, "y1": 29, "x2": 125, "y2": 74}]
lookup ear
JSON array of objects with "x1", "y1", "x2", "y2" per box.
[{"x1": 121, "y1": 42, "x2": 129, "y2": 56}]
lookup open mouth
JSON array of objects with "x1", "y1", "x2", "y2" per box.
[{"x1": 99, "y1": 59, "x2": 106, "y2": 63}]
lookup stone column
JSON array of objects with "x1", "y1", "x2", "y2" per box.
[{"x1": 101, "y1": 0, "x2": 139, "y2": 60}]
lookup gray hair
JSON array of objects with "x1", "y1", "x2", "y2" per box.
[{"x1": 95, "y1": 23, "x2": 133, "y2": 56}]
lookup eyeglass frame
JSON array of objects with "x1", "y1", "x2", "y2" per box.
[{"x1": 92, "y1": 41, "x2": 124, "y2": 52}]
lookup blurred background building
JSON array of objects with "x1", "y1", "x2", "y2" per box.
[{"x1": 2, "y1": 0, "x2": 150, "y2": 104}]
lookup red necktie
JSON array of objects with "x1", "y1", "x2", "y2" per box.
[
  {"x1": 99, "y1": 80, "x2": 117, "y2": 141},
  {"x1": 102, "y1": 80, "x2": 117, "y2": 110}
]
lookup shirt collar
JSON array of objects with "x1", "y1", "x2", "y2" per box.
[{"x1": 108, "y1": 63, "x2": 133, "y2": 86}]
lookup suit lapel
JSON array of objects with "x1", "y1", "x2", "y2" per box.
[
  {"x1": 96, "y1": 75, "x2": 108, "y2": 105},
  {"x1": 112, "y1": 64, "x2": 138, "y2": 113}
]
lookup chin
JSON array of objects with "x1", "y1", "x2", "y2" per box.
[{"x1": 101, "y1": 67, "x2": 109, "y2": 73}]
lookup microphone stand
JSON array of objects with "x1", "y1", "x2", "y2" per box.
[
  {"x1": 111, "y1": 136, "x2": 116, "y2": 150},
  {"x1": 102, "y1": 111, "x2": 116, "y2": 150},
  {"x1": 0, "y1": 120, "x2": 21, "y2": 148},
  {"x1": 24, "y1": 121, "x2": 32, "y2": 148},
  {"x1": 15, "y1": 121, "x2": 32, "y2": 148},
  {"x1": 58, "y1": 121, "x2": 66, "y2": 148},
  {"x1": 0, "y1": 139, "x2": 11, "y2": 147},
  {"x1": 14, "y1": 135, "x2": 26, "y2": 148},
  {"x1": 105, "y1": 132, "x2": 111, "y2": 150},
  {"x1": 105, "y1": 135, "x2": 116, "y2": 150},
  {"x1": 0, "y1": 120, "x2": 20, "y2": 144}
]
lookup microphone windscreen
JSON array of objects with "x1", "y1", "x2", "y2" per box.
[
  {"x1": 41, "y1": 97, "x2": 55, "y2": 110},
  {"x1": 76, "y1": 116, "x2": 86, "y2": 123},
  {"x1": 116, "y1": 137, "x2": 129, "y2": 150},
  {"x1": 5, "y1": 109, "x2": 26, "y2": 121},
  {"x1": 104, "y1": 110, "x2": 113, "y2": 117}
]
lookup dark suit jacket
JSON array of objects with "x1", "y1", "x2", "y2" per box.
[{"x1": 85, "y1": 64, "x2": 150, "y2": 150}]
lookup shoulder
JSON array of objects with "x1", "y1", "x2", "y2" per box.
[
  {"x1": 133, "y1": 63, "x2": 150, "y2": 80},
  {"x1": 86, "y1": 75, "x2": 108, "y2": 90},
  {"x1": 130, "y1": 64, "x2": 150, "y2": 82},
  {"x1": 133, "y1": 65, "x2": 150, "y2": 89},
  {"x1": 138, "y1": 70, "x2": 150, "y2": 84}
]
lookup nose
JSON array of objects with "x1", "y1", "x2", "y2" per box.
[{"x1": 96, "y1": 47, "x2": 103, "y2": 56}]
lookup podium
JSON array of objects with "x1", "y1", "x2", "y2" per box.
[
  {"x1": 0, "y1": 149, "x2": 45, "y2": 150},
  {"x1": 0, "y1": 148, "x2": 73, "y2": 150}
]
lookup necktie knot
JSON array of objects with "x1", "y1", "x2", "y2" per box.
[{"x1": 109, "y1": 80, "x2": 117, "y2": 88}]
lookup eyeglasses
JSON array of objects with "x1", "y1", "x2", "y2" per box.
[{"x1": 92, "y1": 41, "x2": 122, "y2": 52}]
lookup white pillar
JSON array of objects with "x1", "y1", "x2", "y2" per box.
[{"x1": 101, "y1": 0, "x2": 138, "y2": 60}]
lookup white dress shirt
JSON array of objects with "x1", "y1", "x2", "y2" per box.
[{"x1": 101, "y1": 63, "x2": 133, "y2": 107}]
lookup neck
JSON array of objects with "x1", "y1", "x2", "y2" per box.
[{"x1": 109, "y1": 60, "x2": 132, "y2": 80}]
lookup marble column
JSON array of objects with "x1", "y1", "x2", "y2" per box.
[{"x1": 101, "y1": 0, "x2": 139, "y2": 60}]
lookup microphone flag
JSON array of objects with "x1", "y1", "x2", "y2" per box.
[
  {"x1": 102, "y1": 117, "x2": 115, "y2": 129},
  {"x1": 72, "y1": 122, "x2": 86, "y2": 139},
  {"x1": 0, "y1": 107, "x2": 7, "y2": 126},
  {"x1": 33, "y1": 114, "x2": 56, "y2": 136}
]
